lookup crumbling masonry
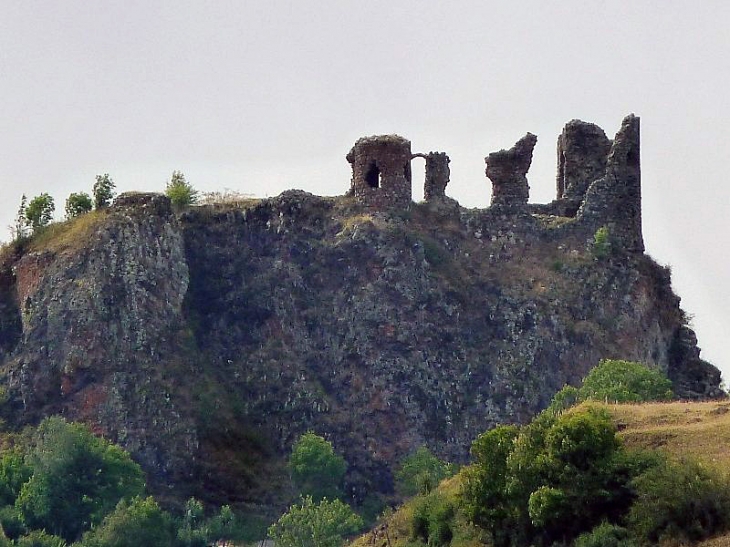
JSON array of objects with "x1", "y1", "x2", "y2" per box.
[
  {"x1": 346, "y1": 114, "x2": 643, "y2": 253},
  {"x1": 347, "y1": 135, "x2": 413, "y2": 209},
  {"x1": 485, "y1": 132, "x2": 537, "y2": 211}
]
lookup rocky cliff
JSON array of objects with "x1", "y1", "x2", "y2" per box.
[{"x1": 0, "y1": 115, "x2": 722, "y2": 507}]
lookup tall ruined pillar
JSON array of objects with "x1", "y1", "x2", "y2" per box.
[
  {"x1": 347, "y1": 135, "x2": 413, "y2": 209},
  {"x1": 486, "y1": 133, "x2": 537, "y2": 211},
  {"x1": 579, "y1": 114, "x2": 644, "y2": 253},
  {"x1": 418, "y1": 152, "x2": 451, "y2": 201},
  {"x1": 556, "y1": 120, "x2": 612, "y2": 202}
]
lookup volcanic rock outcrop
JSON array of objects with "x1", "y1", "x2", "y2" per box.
[{"x1": 0, "y1": 115, "x2": 721, "y2": 508}]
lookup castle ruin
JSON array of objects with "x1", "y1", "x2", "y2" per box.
[{"x1": 346, "y1": 114, "x2": 643, "y2": 253}]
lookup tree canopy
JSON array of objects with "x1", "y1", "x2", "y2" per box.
[
  {"x1": 579, "y1": 359, "x2": 674, "y2": 403},
  {"x1": 395, "y1": 445, "x2": 453, "y2": 496},
  {"x1": 24, "y1": 194, "x2": 55, "y2": 233},
  {"x1": 289, "y1": 432, "x2": 347, "y2": 501},
  {"x1": 93, "y1": 174, "x2": 116, "y2": 209},
  {"x1": 165, "y1": 171, "x2": 198, "y2": 208},
  {"x1": 15, "y1": 417, "x2": 145, "y2": 542},
  {"x1": 268, "y1": 496, "x2": 362, "y2": 547},
  {"x1": 65, "y1": 192, "x2": 93, "y2": 219}
]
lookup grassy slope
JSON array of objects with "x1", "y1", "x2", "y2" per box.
[
  {"x1": 608, "y1": 400, "x2": 730, "y2": 470},
  {"x1": 609, "y1": 400, "x2": 730, "y2": 547},
  {"x1": 348, "y1": 399, "x2": 730, "y2": 547}
]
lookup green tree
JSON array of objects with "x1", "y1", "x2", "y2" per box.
[
  {"x1": 0, "y1": 505, "x2": 26, "y2": 541},
  {"x1": 206, "y1": 505, "x2": 238, "y2": 543},
  {"x1": 0, "y1": 449, "x2": 31, "y2": 506},
  {"x1": 0, "y1": 527, "x2": 11, "y2": 547},
  {"x1": 268, "y1": 496, "x2": 362, "y2": 547},
  {"x1": 65, "y1": 192, "x2": 93, "y2": 219},
  {"x1": 16, "y1": 417, "x2": 145, "y2": 542},
  {"x1": 93, "y1": 174, "x2": 115, "y2": 209},
  {"x1": 11, "y1": 194, "x2": 29, "y2": 241},
  {"x1": 410, "y1": 491, "x2": 455, "y2": 547},
  {"x1": 592, "y1": 225, "x2": 611, "y2": 259},
  {"x1": 176, "y1": 497, "x2": 207, "y2": 547},
  {"x1": 545, "y1": 384, "x2": 580, "y2": 415},
  {"x1": 628, "y1": 457, "x2": 730, "y2": 544},
  {"x1": 578, "y1": 359, "x2": 674, "y2": 403},
  {"x1": 463, "y1": 425, "x2": 519, "y2": 546},
  {"x1": 396, "y1": 446, "x2": 453, "y2": 496},
  {"x1": 289, "y1": 432, "x2": 347, "y2": 501},
  {"x1": 24, "y1": 194, "x2": 55, "y2": 233},
  {"x1": 165, "y1": 171, "x2": 198, "y2": 208},
  {"x1": 14, "y1": 530, "x2": 66, "y2": 547},
  {"x1": 574, "y1": 522, "x2": 637, "y2": 547},
  {"x1": 463, "y1": 408, "x2": 636, "y2": 547},
  {"x1": 76, "y1": 496, "x2": 175, "y2": 547}
]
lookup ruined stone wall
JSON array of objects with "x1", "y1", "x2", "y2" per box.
[
  {"x1": 344, "y1": 116, "x2": 643, "y2": 254},
  {"x1": 347, "y1": 135, "x2": 412, "y2": 208}
]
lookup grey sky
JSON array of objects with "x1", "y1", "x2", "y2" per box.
[{"x1": 2, "y1": 1, "x2": 728, "y2": 380}]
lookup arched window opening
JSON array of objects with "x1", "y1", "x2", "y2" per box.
[{"x1": 365, "y1": 162, "x2": 380, "y2": 188}]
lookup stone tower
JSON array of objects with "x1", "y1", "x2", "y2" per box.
[
  {"x1": 347, "y1": 135, "x2": 413, "y2": 208},
  {"x1": 556, "y1": 120, "x2": 612, "y2": 202}
]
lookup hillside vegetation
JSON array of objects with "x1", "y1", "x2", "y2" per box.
[{"x1": 350, "y1": 399, "x2": 730, "y2": 547}]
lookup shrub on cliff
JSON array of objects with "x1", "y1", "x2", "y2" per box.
[
  {"x1": 579, "y1": 359, "x2": 673, "y2": 404},
  {"x1": 289, "y1": 432, "x2": 347, "y2": 501},
  {"x1": 396, "y1": 446, "x2": 454, "y2": 496},
  {"x1": 166, "y1": 171, "x2": 198, "y2": 208},
  {"x1": 93, "y1": 174, "x2": 116, "y2": 209},
  {"x1": 592, "y1": 225, "x2": 611, "y2": 259},
  {"x1": 24, "y1": 194, "x2": 55, "y2": 233},
  {"x1": 65, "y1": 192, "x2": 93, "y2": 219},
  {"x1": 547, "y1": 359, "x2": 674, "y2": 415}
]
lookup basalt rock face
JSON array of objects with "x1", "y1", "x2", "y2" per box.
[
  {"x1": 0, "y1": 117, "x2": 723, "y2": 509},
  {"x1": 0, "y1": 193, "x2": 197, "y2": 488}
]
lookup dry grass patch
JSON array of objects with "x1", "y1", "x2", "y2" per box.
[
  {"x1": 699, "y1": 533, "x2": 730, "y2": 547},
  {"x1": 596, "y1": 400, "x2": 730, "y2": 469},
  {"x1": 28, "y1": 210, "x2": 107, "y2": 255}
]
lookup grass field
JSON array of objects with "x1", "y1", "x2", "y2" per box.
[{"x1": 607, "y1": 400, "x2": 730, "y2": 470}]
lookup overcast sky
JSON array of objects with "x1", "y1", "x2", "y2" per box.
[{"x1": 2, "y1": 1, "x2": 728, "y2": 381}]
